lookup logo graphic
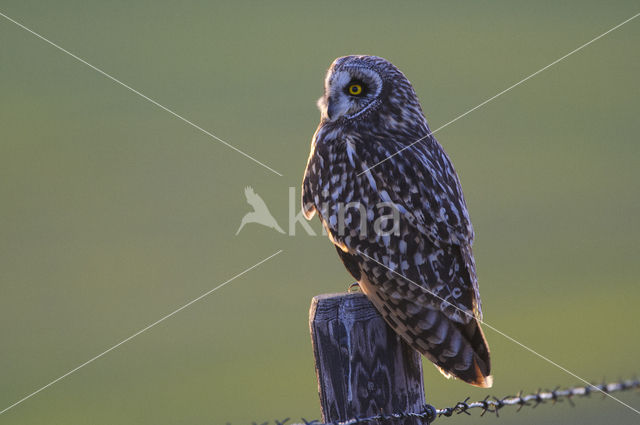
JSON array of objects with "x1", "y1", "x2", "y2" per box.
[
  {"x1": 235, "y1": 186, "x2": 400, "y2": 237},
  {"x1": 236, "y1": 186, "x2": 285, "y2": 235}
]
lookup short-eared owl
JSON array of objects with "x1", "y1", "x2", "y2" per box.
[{"x1": 302, "y1": 55, "x2": 492, "y2": 387}]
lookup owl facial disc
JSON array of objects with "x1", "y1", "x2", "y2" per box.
[{"x1": 317, "y1": 60, "x2": 383, "y2": 122}]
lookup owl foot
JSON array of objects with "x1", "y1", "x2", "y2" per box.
[{"x1": 348, "y1": 282, "x2": 361, "y2": 293}]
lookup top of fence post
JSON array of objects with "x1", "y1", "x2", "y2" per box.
[{"x1": 309, "y1": 292, "x2": 426, "y2": 424}]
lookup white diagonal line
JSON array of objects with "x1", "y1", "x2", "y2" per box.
[
  {"x1": 0, "y1": 11, "x2": 283, "y2": 177},
  {"x1": 357, "y1": 249, "x2": 640, "y2": 415},
  {"x1": 0, "y1": 249, "x2": 283, "y2": 416},
  {"x1": 358, "y1": 11, "x2": 640, "y2": 176}
]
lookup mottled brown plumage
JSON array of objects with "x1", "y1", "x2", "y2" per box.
[{"x1": 302, "y1": 55, "x2": 492, "y2": 387}]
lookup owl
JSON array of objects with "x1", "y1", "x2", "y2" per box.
[{"x1": 302, "y1": 55, "x2": 492, "y2": 387}]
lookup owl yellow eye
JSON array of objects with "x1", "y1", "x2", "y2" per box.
[{"x1": 348, "y1": 84, "x2": 363, "y2": 95}]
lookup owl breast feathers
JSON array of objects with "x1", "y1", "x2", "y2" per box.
[{"x1": 302, "y1": 55, "x2": 492, "y2": 387}]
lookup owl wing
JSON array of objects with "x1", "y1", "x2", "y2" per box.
[
  {"x1": 364, "y1": 137, "x2": 474, "y2": 247},
  {"x1": 302, "y1": 134, "x2": 490, "y2": 385},
  {"x1": 358, "y1": 136, "x2": 482, "y2": 317},
  {"x1": 303, "y1": 133, "x2": 490, "y2": 386},
  {"x1": 303, "y1": 132, "x2": 480, "y2": 315}
]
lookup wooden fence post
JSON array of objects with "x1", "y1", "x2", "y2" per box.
[{"x1": 309, "y1": 292, "x2": 426, "y2": 424}]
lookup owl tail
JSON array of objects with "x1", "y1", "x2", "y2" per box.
[
  {"x1": 362, "y1": 282, "x2": 492, "y2": 387},
  {"x1": 421, "y1": 313, "x2": 492, "y2": 388},
  {"x1": 336, "y1": 248, "x2": 492, "y2": 387}
]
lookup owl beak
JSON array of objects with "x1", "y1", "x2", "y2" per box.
[
  {"x1": 326, "y1": 97, "x2": 348, "y2": 121},
  {"x1": 326, "y1": 100, "x2": 339, "y2": 121}
]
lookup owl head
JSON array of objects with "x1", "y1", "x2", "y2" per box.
[{"x1": 317, "y1": 55, "x2": 423, "y2": 124}]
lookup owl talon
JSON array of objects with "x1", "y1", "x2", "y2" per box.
[{"x1": 348, "y1": 282, "x2": 361, "y2": 292}]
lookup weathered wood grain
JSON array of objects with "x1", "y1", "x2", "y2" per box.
[{"x1": 309, "y1": 292, "x2": 426, "y2": 424}]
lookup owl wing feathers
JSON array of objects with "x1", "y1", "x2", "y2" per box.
[
  {"x1": 303, "y1": 133, "x2": 481, "y2": 318},
  {"x1": 365, "y1": 137, "x2": 474, "y2": 247},
  {"x1": 358, "y1": 137, "x2": 483, "y2": 318},
  {"x1": 303, "y1": 132, "x2": 491, "y2": 387}
]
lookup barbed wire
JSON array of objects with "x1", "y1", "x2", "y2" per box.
[
  {"x1": 236, "y1": 378, "x2": 640, "y2": 425},
  {"x1": 434, "y1": 378, "x2": 639, "y2": 418}
]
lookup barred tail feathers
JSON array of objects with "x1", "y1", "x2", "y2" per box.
[{"x1": 360, "y1": 276, "x2": 492, "y2": 388}]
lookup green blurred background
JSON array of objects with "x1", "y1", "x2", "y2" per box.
[{"x1": 1, "y1": 1, "x2": 639, "y2": 424}]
